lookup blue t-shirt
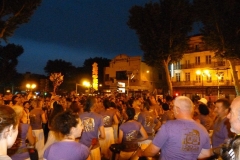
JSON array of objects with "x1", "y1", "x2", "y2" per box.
[
  {"x1": 153, "y1": 119, "x2": 211, "y2": 160},
  {"x1": 99, "y1": 109, "x2": 115, "y2": 127},
  {"x1": 137, "y1": 110, "x2": 159, "y2": 134},
  {"x1": 212, "y1": 117, "x2": 232, "y2": 148},
  {"x1": 79, "y1": 112, "x2": 104, "y2": 147},
  {"x1": 119, "y1": 120, "x2": 141, "y2": 142},
  {"x1": 44, "y1": 141, "x2": 89, "y2": 160}
]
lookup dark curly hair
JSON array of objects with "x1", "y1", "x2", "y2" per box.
[
  {"x1": 198, "y1": 104, "x2": 209, "y2": 115},
  {"x1": 84, "y1": 97, "x2": 95, "y2": 112},
  {"x1": 126, "y1": 107, "x2": 135, "y2": 120},
  {"x1": 49, "y1": 104, "x2": 64, "y2": 127},
  {"x1": 103, "y1": 98, "x2": 111, "y2": 109},
  {"x1": 69, "y1": 101, "x2": 80, "y2": 113},
  {"x1": 52, "y1": 110, "x2": 79, "y2": 135}
]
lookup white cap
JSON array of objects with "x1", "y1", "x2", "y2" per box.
[{"x1": 198, "y1": 98, "x2": 208, "y2": 105}]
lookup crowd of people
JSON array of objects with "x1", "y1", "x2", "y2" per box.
[{"x1": 0, "y1": 92, "x2": 240, "y2": 160}]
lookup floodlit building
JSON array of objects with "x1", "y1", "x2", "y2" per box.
[
  {"x1": 103, "y1": 54, "x2": 162, "y2": 95},
  {"x1": 103, "y1": 35, "x2": 239, "y2": 101},
  {"x1": 171, "y1": 35, "x2": 238, "y2": 101}
]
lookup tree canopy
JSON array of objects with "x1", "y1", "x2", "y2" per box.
[
  {"x1": 44, "y1": 59, "x2": 78, "y2": 92},
  {"x1": 0, "y1": 0, "x2": 42, "y2": 42},
  {"x1": 43, "y1": 57, "x2": 110, "y2": 93},
  {"x1": 128, "y1": 0, "x2": 193, "y2": 95},
  {"x1": 0, "y1": 43, "x2": 23, "y2": 85},
  {"x1": 44, "y1": 59, "x2": 77, "y2": 78},
  {"x1": 194, "y1": 0, "x2": 240, "y2": 59},
  {"x1": 194, "y1": 0, "x2": 240, "y2": 95}
]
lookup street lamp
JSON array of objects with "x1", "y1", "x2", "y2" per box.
[
  {"x1": 126, "y1": 71, "x2": 135, "y2": 96},
  {"x1": 26, "y1": 83, "x2": 36, "y2": 91},
  {"x1": 216, "y1": 72, "x2": 224, "y2": 99},
  {"x1": 75, "y1": 83, "x2": 81, "y2": 94},
  {"x1": 196, "y1": 70, "x2": 210, "y2": 98},
  {"x1": 83, "y1": 81, "x2": 91, "y2": 94}
]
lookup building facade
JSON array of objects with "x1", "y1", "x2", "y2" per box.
[
  {"x1": 103, "y1": 54, "x2": 161, "y2": 96},
  {"x1": 171, "y1": 35, "x2": 238, "y2": 101}
]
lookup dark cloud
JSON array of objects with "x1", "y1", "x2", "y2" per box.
[{"x1": 9, "y1": 0, "x2": 160, "y2": 74}]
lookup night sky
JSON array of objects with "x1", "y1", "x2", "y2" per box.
[
  {"x1": 8, "y1": 0, "x2": 200, "y2": 75},
  {"x1": 7, "y1": 0, "x2": 157, "y2": 75}
]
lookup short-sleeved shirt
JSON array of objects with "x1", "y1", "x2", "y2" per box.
[
  {"x1": 79, "y1": 112, "x2": 104, "y2": 147},
  {"x1": 0, "y1": 155, "x2": 11, "y2": 160},
  {"x1": 212, "y1": 117, "x2": 232, "y2": 148},
  {"x1": 152, "y1": 119, "x2": 211, "y2": 160},
  {"x1": 161, "y1": 110, "x2": 175, "y2": 123},
  {"x1": 8, "y1": 123, "x2": 29, "y2": 157},
  {"x1": 99, "y1": 109, "x2": 115, "y2": 127},
  {"x1": 119, "y1": 120, "x2": 141, "y2": 142},
  {"x1": 43, "y1": 141, "x2": 89, "y2": 160},
  {"x1": 198, "y1": 114, "x2": 213, "y2": 131},
  {"x1": 30, "y1": 108, "x2": 44, "y2": 130},
  {"x1": 137, "y1": 110, "x2": 159, "y2": 134}
]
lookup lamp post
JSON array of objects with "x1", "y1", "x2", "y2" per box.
[
  {"x1": 75, "y1": 83, "x2": 81, "y2": 94},
  {"x1": 126, "y1": 71, "x2": 134, "y2": 96},
  {"x1": 26, "y1": 83, "x2": 36, "y2": 91},
  {"x1": 216, "y1": 71, "x2": 224, "y2": 99},
  {"x1": 83, "y1": 81, "x2": 91, "y2": 94},
  {"x1": 196, "y1": 70, "x2": 210, "y2": 98}
]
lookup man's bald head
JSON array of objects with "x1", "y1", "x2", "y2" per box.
[
  {"x1": 228, "y1": 96, "x2": 240, "y2": 134},
  {"x1": 173, "y1": 96, "x2": 194, "y2": 114}
]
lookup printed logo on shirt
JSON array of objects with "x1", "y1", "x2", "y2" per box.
[
  {"x1": 126, "y1": 130, "x2": 138, "y2": 141},
  {"x1": 82, "y1": 117, "x2": 95, "y2": 132},
  {"x1": 181, "y1": 129, "x2": 200, "y2": 152},
  {"x1": 134, "y1": 112, "x2": 140, "y2": 120},
  {"x1": 103, "y1": 115, "x2": 111, "y2": 126},
  {"x1": 144, "y1": 116, "x2": 153, "y2": 127}
]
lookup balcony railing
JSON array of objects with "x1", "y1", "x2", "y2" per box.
[
  {"x1": 172, "y1": 80, "x2": 233, "y2": 87},
  {"x1": 174, "y1": 62, "x2": 229, "y2": 70}
]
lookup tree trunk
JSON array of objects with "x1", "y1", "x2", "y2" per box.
[
  {"x1": 227, "y1": 59, "x2": 240, "y2": 96},
  {"x1": 53, "y1": 86, "x2": 57, "y2": 95},
  {"x1": 162, "y1": 60, "x2": 173, "y2": 96}
]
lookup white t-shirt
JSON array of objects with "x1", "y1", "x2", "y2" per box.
[{"x1": 0, "y1": 155, "x2": 12, "y2": 160}]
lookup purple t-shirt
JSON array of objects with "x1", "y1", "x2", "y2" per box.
[
  {"x1": 137, "y1": 111, "x2": 159, "y2": 134},
  {"x1": 153, "y1": 119, "x2": 211, "y2": 160},
  {"x1": 44, "y1": 141, "x2": 89, "y2": 160},
  {"x1": 30, "y1": 108, "x2": 44, "y2": 130},
  {"x1": 9, "y1": 123, "x2": 29, "y2": 160},
  {"x1": 212, "y1": 117, "x2": 232, "y2": 148},
  {"x1": 79, "y1": 112, "x2": 104, "y2": 147},
  {"x1": 99, "y1": 109, "x2": 115, "y2": 127},
  {"x1": 119, "y1": 120, "x2": 141, "y2": 142}
]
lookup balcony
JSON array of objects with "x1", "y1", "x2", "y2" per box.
[
  {"x1": 174, "y1": 61, "x2": 229, "y2": 70},
  {"x1": 172, "y1": 80, "x2": 234, "y2": 87}
]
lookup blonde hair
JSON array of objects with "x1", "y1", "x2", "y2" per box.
[{"x1": 11, "y1": 106, "x2": 23, "y2": 122}]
